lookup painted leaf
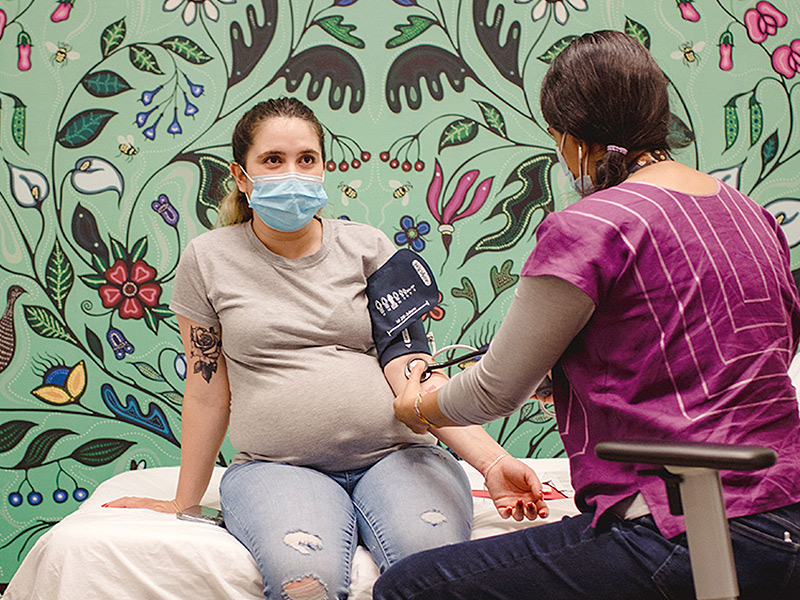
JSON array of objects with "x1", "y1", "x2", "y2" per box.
[
  {"x1": 228, "y1": 0, "x2": 278, "y2": 87},
  {"x1": 451, "y1": 277, "x2": 479, "y2": 313},
  {"x1": 92, "y1": 254, "x2": 109, "y2": 274},
  {"x1": 81, "y1": 70, "x2": 133, "y2": 97},
  {"x1": 85, "y1": 326, "x2": 105, "y2": 362},
  {"x1": 23, "y1": 305, "x2": 78, "y2": 344},
  {"x1": 72, "y1": 203, "x2": 110, "y2": 264},
  {"x1": 475, "y1": 101, "x2": 506, "y2": 137},
  {"x1": 519, "y1": 402, "x2": 535, "y2": 421},
  {"x1": 101, "y1": 17, "x2": 126, "y2": 57},
  {"x1": 624, "y1": 16, "x2": 650, "y2": 49},
  {"x1": 473, "y1": 0, "x2": 522, "y2": 87},
  {"x1": 0, "y1": 420, "x2": 37, "y2": 454},
  {"x1": 70, "y1": 438, "x2": 135, "y2": 466},
  {"x1": 314, "y1": 16, "x2": 365, "y2": 49},
  {"x1": 537, "y1": 36, "x2": 577, "y2": 64},
  {"x1": 132, "y1": 361, "x2": 164, "y2": 382},
  {"x1": 151, "y1": 305, "x2": 174, "y2": 318},
  {"x1": 159, "y1": 36, "x2": 213, "y2": 64},
  {"x1": 10, "y1": 94, "x2": 26, "y2": 153},
  {"x1": 56, "y1": 109, "x2": 117, "y2": 149},
  {"x1": 162, "y1": 391, "x2": 184, "y2": 404},
  {"x1": 386, "y1": 15, "x2": 436, "y2": 49},
  {"x1": 129, "y1": 237, "x2": 148, "y2": 263},
  {"x1": 101, "y1": 384, "x2": 178, "y2": 444},
  {"x1": 439, "y1": 119, "x2": 478, "y2": 152},
  {"x1": 667, "y1": 112, "x2": 694, "y2": 148},
  {"x1": 109, "y1": 237, "x2": 126, "y2": 262},
  {"x1": 723, "y1": 97, "x2": 739, "y2": 152},
  {"x1": 11, "y1": 428, "x2": 76, "y2": 470},
  {"x1": 386, "y1": 45, "x2": 477, "y2": 113},
  {"x1": 79, "y1": 274, "x2": 107, "y2": 289},
  {"x1": 462, "y1": 154, "x2": 554, "y2": 265},
  {"x1": 749, "y1": 95, "x2": 763, "y2": 147},
  {"x1": 142, "y1": 304, "x2": 159, "y2": 333},
  {"x1": 489, "y1": 260, "x2": 518, "y2": 296},
  {"x1": 172, "y1": 151, "x2": 231, "y2": 229},
  {"x1": 760, "y1": 130, "x2": 779, "y2": 169},
  {"x1": 269, "y1": 45, "x2": 365, "y2": 113},
  {"x1": 45, "y1": 239, "x2": 74, "y2": 312},
  {"x1": 129, "y1": 45, "x2": 164, "y2": 75}
]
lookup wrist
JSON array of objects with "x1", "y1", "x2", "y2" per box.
[
  {"x1": 481, "y1": 452, "x2": 509, "y2": 480},
  {"x1": 414, "y1": 392, "x2": 439, "y2": 429}
]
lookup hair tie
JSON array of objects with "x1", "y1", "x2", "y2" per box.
[{"x1": 606, "y1": 144, "x2": 628, "y2": 155}]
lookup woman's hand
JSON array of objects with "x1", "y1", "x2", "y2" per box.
[
  {"x1": 393, "y1": 360, "x2": 429, "y2": 434},
  {"x1": 102, "y1": 496, "x2": 182, "y2": 513},
  {"x1": 484, "y1": 455, "x2": 549, "y2": 521}
]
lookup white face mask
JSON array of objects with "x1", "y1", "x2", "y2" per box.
[{"x1": 555, "y1": 134, "x2": 595, "y2": 197}]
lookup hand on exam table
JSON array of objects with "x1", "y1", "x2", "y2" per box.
[
  {"x1": 483, "y1": 455, "x2": 549, "y2": 521},
  {"x1": 102, "y1": 496, "x2": 181, "y2": 513}
]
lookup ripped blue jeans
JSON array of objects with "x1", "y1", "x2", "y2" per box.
[{"x1": 219, "y1": 444, "x2": 473, "y2": 600}]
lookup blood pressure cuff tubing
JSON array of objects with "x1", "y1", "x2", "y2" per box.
[{"x1": 367, "y1": 249, "x2": 439, "y2": 368}]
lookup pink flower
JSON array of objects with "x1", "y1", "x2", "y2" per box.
[
  {"x1": 16, "y1": 31, "x2": 32, "y2": 71},
  {"x1": 744, "y1": 1, "x2": 787, "y2": 44},
  {"x1": 99, "y1": 260, "x2": 162, "y2": 319},
  {"x1": 772, "y1": 40, "x2": 800, "y2": 79},
  {"x1": 677, "y1": 0, "x2": 700, "y2": 22},
  {"x1": 51, "y1": 0, "x2": 75, "y2": 22},
  {"x1": 719, "y1": 30, "x2": 734, "y2": 71},
  {"x1": 0, "y1": 10, "x2": 7, "y2": 42}
]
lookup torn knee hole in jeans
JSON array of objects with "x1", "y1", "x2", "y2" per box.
[
  {"x1": 283, "y1": 575, "x2": 327, "y2": 600},
  {"x1": 420, "y1": 509, "x2": 447, "y2": 526},
  {"x1": 283, "y1": 531, "x2": 323, "y2": 555}
]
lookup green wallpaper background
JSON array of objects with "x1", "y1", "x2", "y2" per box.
[{"x1": 2, "y1": 0, "x2": 799, "y2": 581}]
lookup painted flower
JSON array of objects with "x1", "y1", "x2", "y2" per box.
[
  {"x1": 676, "y1": 0, "x2": 700, "y2": 23},
  {"x1": 183, "y1": 92, "x2": 199, "y2": 117},
  {"x1": 140, "y1": 85, "x2": 162, "y2": 106},
  {"x1": 99, "y1": 259, "x2": 162, "y2": 319},
  {"x1": 421, "y1": 292, "x2": 445, "y2": 321},
  {"x1": 17, "y1": 31, "x2": 32, "y2": 71},
  {"x1": 51, "y1": 0, "x2": 75, "y2": 23},
  {"x1": 8, "y1": 163, "x2": 49, "y2": 209},
  {"x1": 0, "y1": 10, "x2": 7, "y2": 42},
  {"x1": 163, "y1": 0, "x2": 236, "y2": 26},
  {"x1": 517, "y1": 0, "x2": 588, "y2": 25},
  {"x1": 427, "y1": 160, "x2": 493, "y2": 255},
  {"x1": 70, "y1": 156, "x2": 124, "y2": 199},
  {"x1": 744, "y1": 1, "x2": 787, "y2": 44},
  {"x1": 718, "y1": 30, "x2": 734, "y2": 71},
  {"x1": 31, "y1": 361, "x2": 86, "y2": 406},
  {"x1": 394, "y1": 215, "x2": 431, "y2": 252},
  {"x1": 143, "y1": 113, "x2": 163, "y2": 140},
  {"x1": 773, "y1": 40, "x2": 800, "y2": 79},
  {"x1": 167, "y1": 107, "x2": 183, "y2": 136}
]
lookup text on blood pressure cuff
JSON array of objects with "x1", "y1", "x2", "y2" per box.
[{"x1": 367, "y1": 249, "x2": 438, "y2": 368}]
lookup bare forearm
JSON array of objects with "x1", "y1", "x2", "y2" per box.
[{"x1": 430, "y1": 424, "x2": 506, "y2": 476}]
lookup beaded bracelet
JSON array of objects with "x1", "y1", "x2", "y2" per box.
[
  {"x1": 414, "y1": 392, "x2": 439, "y2": 429},
  {"x1": 482, "y1": 452, "x2": 509, "y2": 481}
]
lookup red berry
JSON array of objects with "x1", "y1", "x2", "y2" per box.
[
  {"x1": 339, "y1": 161, "x2": 349, "y2": 172},
  {"x1": 361, "y1": 152, "x2": 371, "y2": 162},
  {"x1": 389, "y1": 158, "x2": 400, "y2": 169},
  {"x1": 380, "y1": 152, "x2": 390, "y2": 162},
  {"x1": 401, "y1": 161, "x2": 412, "y2": 172},
  {"x1": 414, "y1": 160, "x2": 425, "y2": 171},
  {"x1": 351, "y1": 159, "x2": 361, "y2": 169},
  {"x1": 326, "y1": 161, "x2": 336, "y2": 172}
]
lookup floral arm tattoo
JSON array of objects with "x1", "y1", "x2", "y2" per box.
[{"x1": 189, "y1": 325, "x2": 222, "y2": 383}]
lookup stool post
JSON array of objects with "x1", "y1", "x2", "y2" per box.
[{"x1": 667, "y1": 466, "x2": 738, "y2": 600}]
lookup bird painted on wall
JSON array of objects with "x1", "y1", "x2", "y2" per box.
[{"x1": 0, "y1": 285, "x2": 26, "y2": 373}]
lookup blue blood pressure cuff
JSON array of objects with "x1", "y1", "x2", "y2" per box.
[{"x1": 367, "y1": 249, "x2": 439, "y2": 368}]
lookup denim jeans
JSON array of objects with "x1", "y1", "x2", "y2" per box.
[
  {"x1": 219, "y1": 444, "x2": 472, "y2": 600},
  {"x1": 373, "y1": 502, "x2": 800, "y2": 600}
]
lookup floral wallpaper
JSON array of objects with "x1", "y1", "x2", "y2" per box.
[{"x1": 1, "y1": 0, "x2": 799, "y2": 581}]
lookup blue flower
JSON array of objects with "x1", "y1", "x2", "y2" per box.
[
  {"x1": 167, "y1": 107, "x2": 183, "y2": 136},
  {"x1": 136, "y1": 106, "x2": 158, "y2": 128},
  {"x1": 393, "y1": 0, "x2": 417, "y2": 5},
  {"x1": 394, "y1": 215, "x2": 430, "y2": 251},
  {"x1": 184, "y1": 74, "x2": 204, "y2": 97},
  {"x1": 183, "y1": 92, "x2": 199, "y2": 116},
  {"x1": 140, "y1": 85, "x2": 162, "y2": 106},
  {"x1": 143, "y1": 113, "x2": 163, "y2": 140}
]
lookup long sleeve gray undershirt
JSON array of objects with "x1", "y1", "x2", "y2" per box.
[{"x1": 438, "y1": 275, "x2": 596, "y2": 426}]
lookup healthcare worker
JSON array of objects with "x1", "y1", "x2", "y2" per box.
[
  {"x1": 377, "y1": 30, "x2": 800, "y2": 600},
  {"x1": 104, "y1": 97, "x2": 548, "y2": 600}
]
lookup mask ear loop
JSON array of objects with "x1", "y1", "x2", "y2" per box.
[
  {"x1": 234, "y1": 163, "x2": 254, "y2": 203},
  {"x1": 577, "y1": 144, "x2": 584, "y2": 196}
]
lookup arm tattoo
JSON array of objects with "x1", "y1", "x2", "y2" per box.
[{"x1": 189, "y1": 325, "x2": 222, "y2": 383}]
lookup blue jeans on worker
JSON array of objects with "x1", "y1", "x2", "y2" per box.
[
  {"x1": 219, "y1": 444, "x2": 473, "y2": 600},
  {"x1": 373, "y1": 502, "x2": 800, "y2": 600}
]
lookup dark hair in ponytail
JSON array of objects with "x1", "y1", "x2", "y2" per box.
[{"x1": 540, "y1": 30, "x2": 690, "y2": 191}]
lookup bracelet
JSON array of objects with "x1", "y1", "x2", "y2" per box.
[
  {"x1": 483, "y1": 452, "x2": 509, "y2": 480},
  {"x1": 414, "y1": 392, "x2": 439, "y2": 429}
]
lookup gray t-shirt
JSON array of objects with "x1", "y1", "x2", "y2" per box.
[{"x1": 170, "y1": 218, "x2": 433, "y2": 470}]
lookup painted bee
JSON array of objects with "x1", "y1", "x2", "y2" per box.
[
  {"x1": 118, "y1": 135, "x2": 139, "y2": 159},
  {"x1": 671, "y1": 41, "x2": 705, "y2": 67},
  {"x1": 338, "y1": 180, "x2": 361, "y2": 206},
  {"x1": 390, "y1": 181, "x2": 413, "y2": 206},
  {"x1": 45, "y1": 41, "x2": 80, "y2": 66}
]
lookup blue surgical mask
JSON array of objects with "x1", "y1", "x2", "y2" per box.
[
  {"x1": 240, "y1": 169, "x2": 328, "y2": 232},
  {"x1": 556, "y1": 134, "x2": 595, "y2": 197}
]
